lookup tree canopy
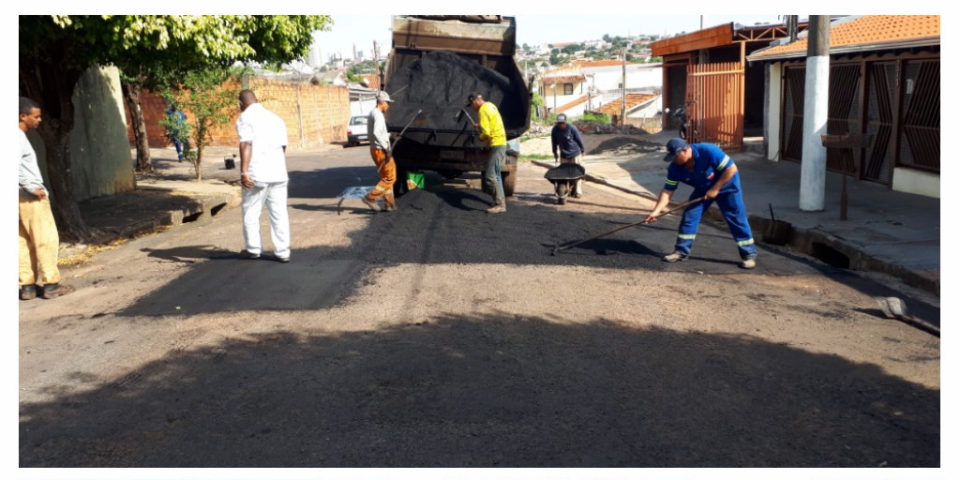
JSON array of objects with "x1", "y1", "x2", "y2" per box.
[{"x1": 18, "y1": 15, "x2": 332, "y2": 241}]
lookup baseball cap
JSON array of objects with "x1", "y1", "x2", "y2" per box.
[
  {"x1": 377, "y1": 91, "x2": 393, "y2": 103},
  {"x1": 664, "y1": 138, "x2": 688, "y2": 162},
  {"x1": 556, "y1": 113, "x2": 567, "y2": 123},
  {"x1": 466, "y1": 92, "x2": 483, "y2": 106}
]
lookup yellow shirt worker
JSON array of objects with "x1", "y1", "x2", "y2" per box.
[{"x1": 468, "y1": 92, "x2": 507, "y2": 213}]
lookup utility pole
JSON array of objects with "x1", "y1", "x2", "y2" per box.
[
  {"x1": 373, "y1": 40, "x2": 382, "y2": 91},
  {"x1": 799, "y1": 15, "x2": 831, "y2": 211},
  {"x1": 620, "y1": 47, "x2": 627, "y2": 128}
]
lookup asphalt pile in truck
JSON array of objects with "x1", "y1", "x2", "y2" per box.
[{"x1": 386, "y1": 51, "x2": 527, "y2": 135}]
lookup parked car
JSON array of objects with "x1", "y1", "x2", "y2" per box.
[{"x1": 346, "y1": 115, "x2": 368, "y2": 146}]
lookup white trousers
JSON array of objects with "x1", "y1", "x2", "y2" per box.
[{"x1": 242, "y1": 181, "x2": 290, "y2": 259}]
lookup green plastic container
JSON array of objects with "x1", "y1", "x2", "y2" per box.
[{"x1": 406, "y1": 171, "x2": 425, "y2": 190}]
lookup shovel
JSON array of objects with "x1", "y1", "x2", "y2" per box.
[
  {"x1": 390, "y1": 109, "x2": 423, "y2": 153},
  {"x1": 551, "y1": 196, "x2": 705, "y2": 256}
]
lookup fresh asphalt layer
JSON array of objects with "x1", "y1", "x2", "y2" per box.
[{"x1": 19, "y1": 145, "x2": 940, "y2": 467}]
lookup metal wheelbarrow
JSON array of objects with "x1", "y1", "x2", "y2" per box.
[{"x1": 544, "y1": 162, "x2": 586, "y2": 205}]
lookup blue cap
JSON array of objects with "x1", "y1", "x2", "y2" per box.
[
  {"x1": 556, "y1": 113, "x2": 567, "y2": 123},
  {"x1": 664, "y1": 138, "x2": 688, "y2": 162}
]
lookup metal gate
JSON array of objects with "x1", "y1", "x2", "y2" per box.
[
  {"x1": 898, "y1": 59, "x2": 940, "y2": 172},
  {"x1": 782, "y1": 65, "x2": 805, "y2": 162},
  {"x1": 686, "y1": 61, "x2": 744, "y2": 149},
  {"x1": 826, "y1": 64, "x2": 862, "y2": 174}
]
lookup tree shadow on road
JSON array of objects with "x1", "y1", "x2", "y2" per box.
[{"x1": 19, "y1": 313, "x2": 939, "y2": 467}]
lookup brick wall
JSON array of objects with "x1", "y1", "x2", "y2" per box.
[{"x1": 125, "y1": 77, "x2": 350, "y2": 151}]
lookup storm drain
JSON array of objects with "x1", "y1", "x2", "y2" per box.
[
  {"x1": 811, "y1": 242, "x2": 850, "y2": 269},
  {"x1": 210, "y1": 203, "x2": 227, "y2": 217},
  {"x1": 181, "y1": 211, "x2": 202, "y2": 224}
]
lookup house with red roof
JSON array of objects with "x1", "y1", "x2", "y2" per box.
[{"x1": 748, "y1": 15, "x2": 940, "y2": 198}]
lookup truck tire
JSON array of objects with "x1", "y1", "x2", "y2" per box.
[
  {"x1": 502, "y1": 154, "x2": 518, "y2": 197},
  {"x1": 393, "y1": 166, "x2": 409, "y2": 197}
]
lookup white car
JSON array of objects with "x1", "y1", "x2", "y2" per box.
[{"x1": 346, "y1": 116, "x2": 368, "y2": 146}]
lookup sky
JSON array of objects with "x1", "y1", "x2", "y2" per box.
[{"x1": 311, "y1": 14, "x2": 792, "y2": 61}]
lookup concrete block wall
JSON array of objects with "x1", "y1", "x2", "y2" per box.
[{"x1": 126, "y1": 78, "x2": 350, "y2": 151}]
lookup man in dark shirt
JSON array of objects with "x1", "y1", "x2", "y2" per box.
[{"x1": 551, "y1": 113, "x2": 586, "y2": 198}]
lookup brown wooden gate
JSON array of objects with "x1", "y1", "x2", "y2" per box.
[{"x1": 686, "y1": 61, "x2": 744, "y2": 150}]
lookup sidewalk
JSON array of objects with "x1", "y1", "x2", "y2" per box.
[
  {"x1": 63, "y1": 144, "x2": 339, "y2": 261},
  {"x1": 531, "y1": 131, "x2": 940, "y2": 295}
]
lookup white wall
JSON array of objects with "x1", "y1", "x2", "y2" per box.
[
  {"x1": 585, "y1": 65, "x2": 662, "y2": 92},
  {"x1": 892, "y1": 168, "x2": 940, "y2": 198},
  {"x1": 765, "y1": 63, "x2": 783, "y2": 162},
  {"x1": 627, "y1": 96, "x2": 662, "y2": 119},
  {"x1": 545, "y1": 94, "x2": 584, "y2": 111},
  {"x1": 350, "y1": 100, "x2": 376, "y2": 117}
]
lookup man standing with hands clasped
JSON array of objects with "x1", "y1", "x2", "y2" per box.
[
  {"x1": 362, "y1": 91, "x2": 397, "y2": 212},
  {"x1": 19, "y1": 96, "x2": 72, "y2": 300},
  {"x1": 468, "y1": 92, "x2": 507, "y2": 213},
  {"x1": 551, "y1": 113, "x2": 586, "y2": 198},
  {"x1": 645, "y1": 138, "x2": 758, "y2": 269},
  {"x1": 236, "y1": 90, "x2": 292, "y2": 263}
]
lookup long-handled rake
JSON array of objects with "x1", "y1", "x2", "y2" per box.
[{"x1": 550, "y1": 196, "x2": 705, "y2": 256}]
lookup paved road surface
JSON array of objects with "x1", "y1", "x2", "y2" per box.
[{"x1": 19, "y1": 146, "x2": 940, "y2": 467}]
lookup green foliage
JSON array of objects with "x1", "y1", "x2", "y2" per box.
[
  {"x1": 345, "y1": 71, "x2": 362, "y2": 83},
  {"x1": 160, "y1": 68, "x2": 239, "y2": 181},
  {"x1": 560, "y1": 44, "x2": 580, "y2": 55},
  {"x1": 530, "y1": 92, "x2": 544, "y2": 120},
  {"x1": 29, "y1": 15, "x2": 332, "y2": 90},
  {"x1": 580, "y1": 111, "x2": 611, "y2": 124}
]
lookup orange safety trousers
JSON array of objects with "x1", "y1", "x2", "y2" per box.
[
  {"x1": 19, "y1": 195, "x2": 61, "y2": 286},
  {"x1": 365, "y1": 148, "x2": 397, "y2": 209}
]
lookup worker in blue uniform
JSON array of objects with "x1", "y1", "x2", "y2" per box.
[{"x1": 644, "y1": 138, "x2": 758, "y2": 269}]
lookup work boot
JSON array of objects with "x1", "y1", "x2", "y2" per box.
[
  {"x1": 40, "y1": 283, "x2": 74, "y2": 299},
  {"x1": 361, "y1": 197, "x2": 380, "y2": 212},
  {"x1": 20, "y1": 285, "x2": 37, "y2": 301},
  {"x1": 486, "y1": 204, "x2": 506, "y2": 214},
  {"x1": 239, "y1": 250, "x2": 261, "y2": 259},
  {"x1": 662, "y1": 251, "x2": 687, "y2": 263},
  {"x1": 740, "y1": 257, "x2": 757, "y2": 269}
]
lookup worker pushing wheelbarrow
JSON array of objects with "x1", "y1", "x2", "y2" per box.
[
  {"x1": 544, "y1": 162, "x2": 586, "y2": 205},
  {"x1": 546, "y1": 113, "x2": 587, "y2": 205}
]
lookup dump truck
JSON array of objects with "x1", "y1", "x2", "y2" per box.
[{"x1": 383, "y1": 15, "x2": 532, "y2": 196}]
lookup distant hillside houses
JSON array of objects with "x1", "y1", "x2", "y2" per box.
[{"x1": 536, "y1": 59, "x2": 662, "y2": 120}]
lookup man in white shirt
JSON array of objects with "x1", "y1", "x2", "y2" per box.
[
  {"x1": 19, "y1": 97, "x2": 72, "y2": 300},
  {"x1": 362, "y1": 91, "x2": 397, "y2": 212},
  {"x1": 235, "y1": 90, "x2": 291, "y2": 263}
]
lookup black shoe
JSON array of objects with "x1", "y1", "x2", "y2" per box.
[
  {"x1": 20, "y1": 285, "x2": 37, "y2": 301},
  {"x1": 239, "y1": 250, "x2": 261, "y2": 259},
  {"x1": 276, "y1": 256, "x2": 291, "y2": 263},
  {"x1": 40, "y1": 283, "x2": 74, "y2": 299}
]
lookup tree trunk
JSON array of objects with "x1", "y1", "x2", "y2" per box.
[
  {"x1": 195, "y1": 144, "x2": 204, "y2": 182},
  {"x1": 20, "y1": 57, "x2": 98, "y2": 243},
  {"x1": 36, "y1": 121, "x2": 99, "y2": 243},
  {"x1": 122, "y1": 79, "x2": 152, "y2": 173}
]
